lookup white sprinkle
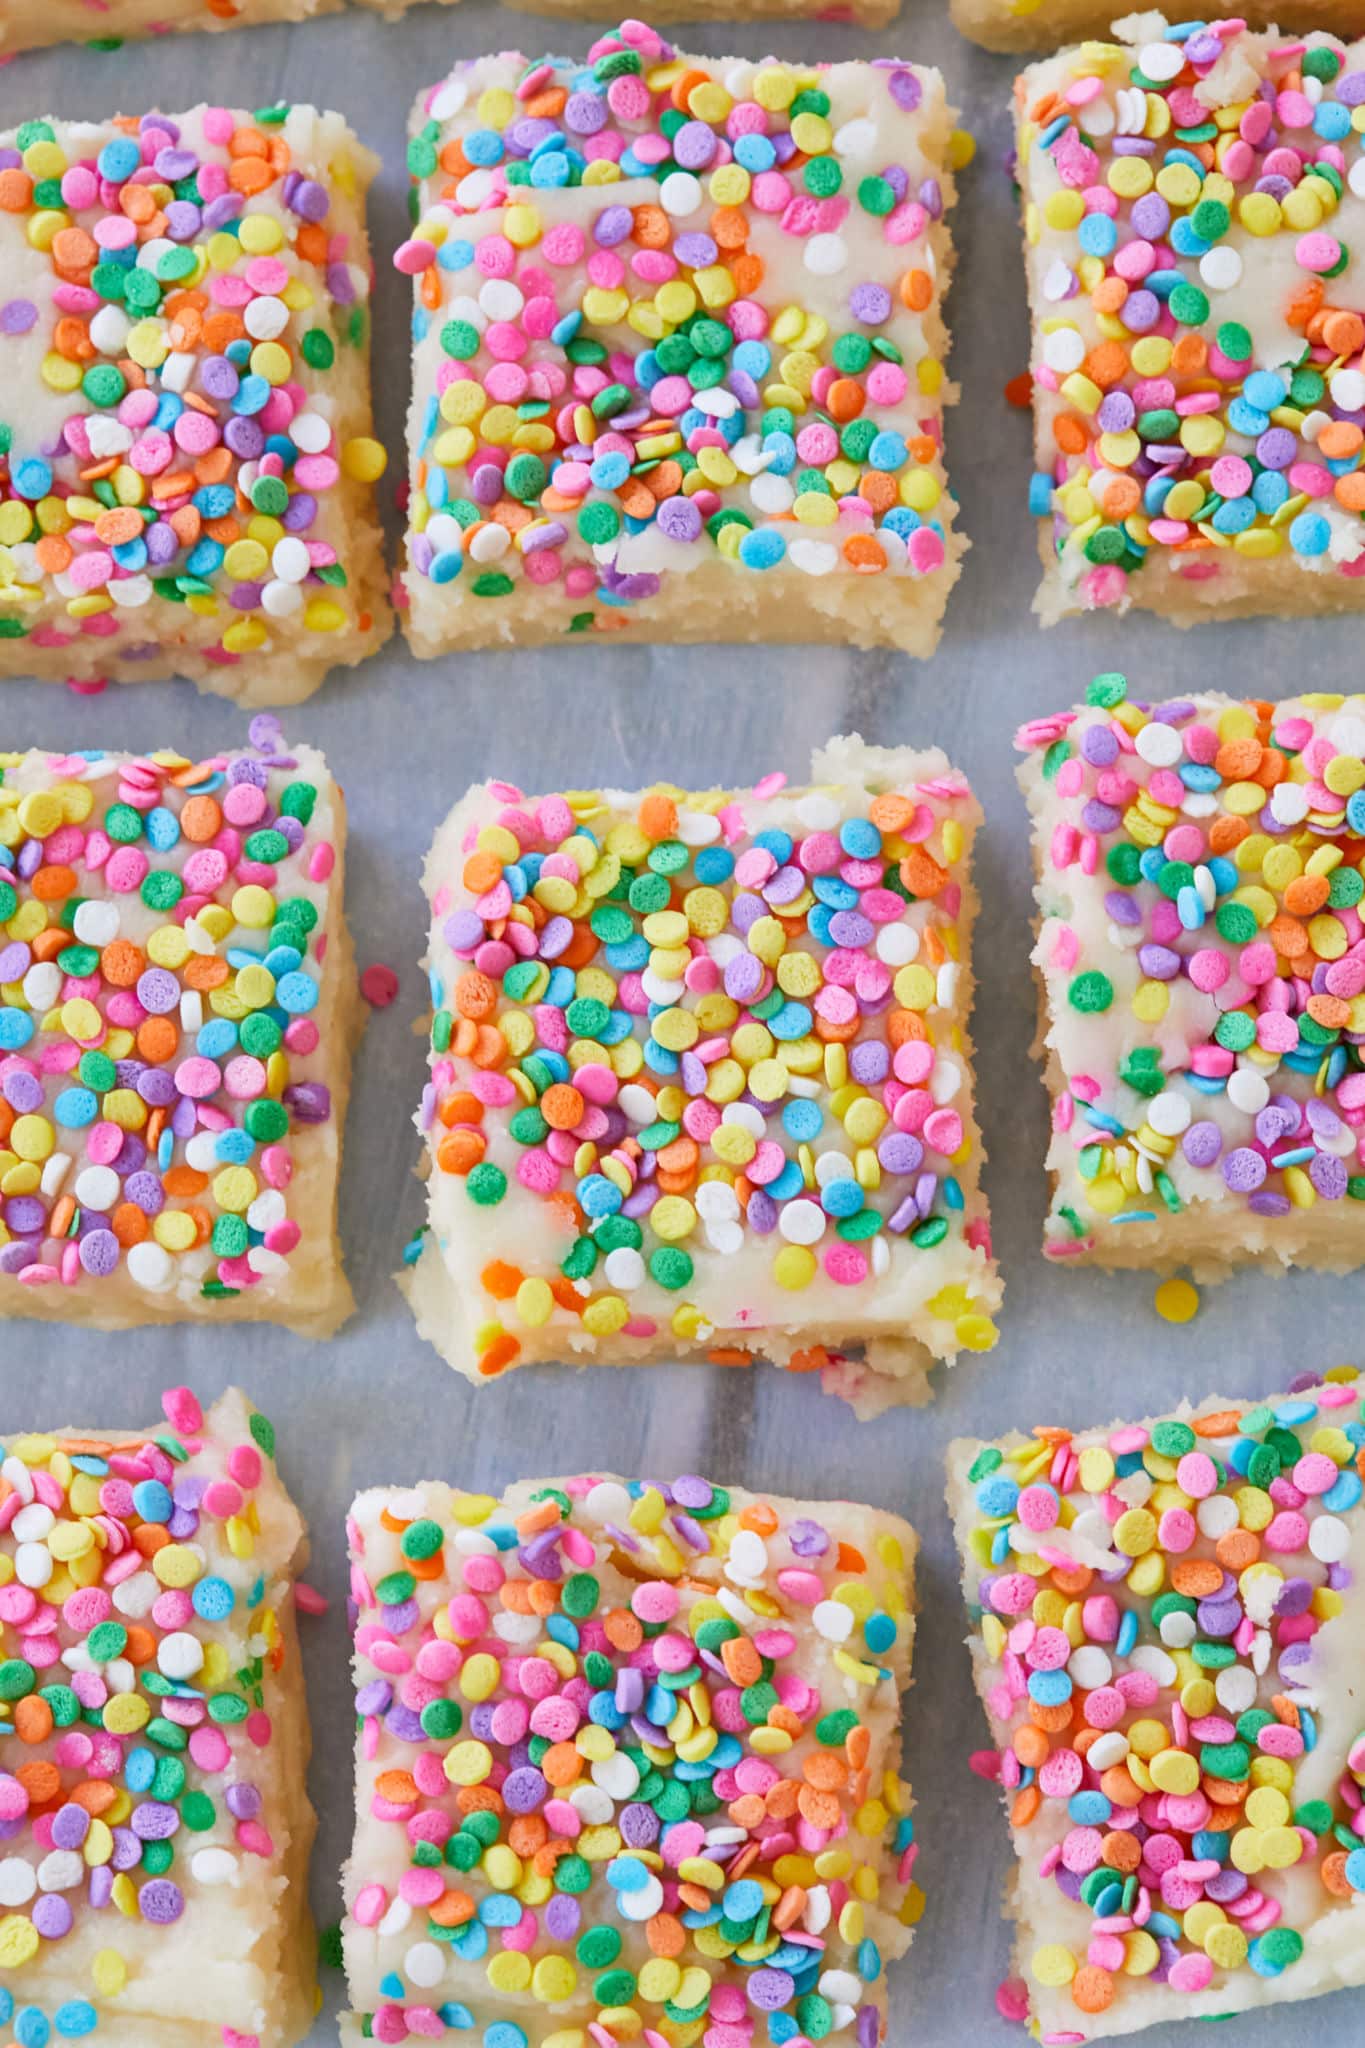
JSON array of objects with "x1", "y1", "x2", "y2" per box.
[
  {"x1": 584, "y1": 1481, "x2": 632, "y2": 1526},
  {"x1": 788, "y1": 539, "x2": 838, "y2": 576},
  {"x1": 73, "y1": 1165, "x2": 120, "y2": 1214},
  {"x1": 244, "y1": 295, "x2": 289, "y2": 341},
  {"x1": 1042, "y1": 328, "x2": 1085, "y2": 374},
  {"x1": 1067, "y1": 1645, "x2": 1112, "y2": 1689},
  {"x1": 404, "y1": 1942, "x2": 447, "y2": 1990},
  {"x1": 659, "y1": 171, "x2": 702, "y2": 217},
  {"x1": 1147, "y1": 1090, "x2": 1191, "y2": 1138},
  {"x1": 726, "y1": 1529, "x2": 768, "y2": 1583},
  {"x1": 1309, "y1": 1513, "x2": 1350, "y2": 1564},
  {"x1": 127, "y1": 1241, "x2": 175, "y2": 1291},
  {"x1": 1134, "y1": 720, "x2": 1183, "y2": 767},
  {"x1": 190, "y1": 1848, "x2": 239, "y2": 1887},
  {"x1": 158, "y1": 1631, "x2": 205, "y2": 1682},
  {"x1": 813, "y1": 1599, "x2": 854, "y2": 1643},
  {"x1": 73, "y1": 899, "x2": 119, "y2": 947},
  {"x1": 876, "y1": 923, "x2": 919, "y2": 967},
  {"x1": 0, "y1": 1861, "x2": 36, "y2": 1908},
  {"x1": 1199, "y1": 246, "x2": 1242, "y2": 292},
  {"x1": 1227, "y1": 1067, "x2": 1271, "y2": 1116},
  {"x1": 603, "y1": 1247, "x2": 645, "y2": 1291},
  {"x1": 1138, "y1": 41, "x2": 1185, "y2": 80},
  {"x1": 778, "y1": 1198, "x2": 825, "y2": 1246}
]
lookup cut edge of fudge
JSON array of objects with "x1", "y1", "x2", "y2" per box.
[
  {"x1": 0, "y1": 105, "x2": 391, "y2": 706},
  {"x1": 0, "y1": 740, "x2": 361, "y2": 1338},
  {"x1": 1014, "y1": 689, "x2": 1365, "y2": 1281},
  {"x1": 400, "y1": 733, "x2": 1001, "y2": 1421},
  {"x1": 946, "y1": 1375, "x2": 1365, "y2": 2041},
  {"x1": 0, "y1": 1385, "x2": 318, "y2": 2048},
  {"x1": 340, "y1": 1471, "x2": 920, "y2": 2046},
  {"x1": 399, "y1": 37, "x2": 963, "y2": 658}
]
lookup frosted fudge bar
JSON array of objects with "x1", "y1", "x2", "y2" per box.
[
  {"x1": 3, "y1": 0, "x2": 900, "y2": 61},
  {"x1": 1018, "y1": 17, "x2": 1365, "y2": 626},
  {"x1": 403, "y1": 735, "x2": 1000, "y2": 1418},
  {"x1": 397, "y1": 19, "x2": 963, "y2": 656},
  {"x1": 0, "y1": 1384, "x2": 316, "y2": 2048},
  {"x1": 342, "y1": 1470, "x2": 920, "y2": 2048},
  {"x1": 0, "y1": 0, "x2": 344, "y2": 57},
  {"x1": 0, "y1": 729, "x2": 358, "y2": 1333},
  {"x1": 0, "y1": 105, "x2": 388, "y2": 702},
  {"x1": 947, "y1": 1371, "x2": 1365, "y2": 2040},
  {"x1": 951, "y1": 0, "x2": 1355, "y2": 56},
  {"x1": 1017, "y1": 680, "x2": 1365, "y2": 1275}
]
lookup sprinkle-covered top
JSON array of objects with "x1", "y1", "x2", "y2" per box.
[
  {"x1": 952, "y1": 1371, "x2": 1365, "y2": 2039},
  {"x1": 0, "y1": 1385, "x2": 303, "y2": 2048},
  {"x1": 1018, "y1": 681, "x2": 1365, "y2": 1258},
  {"x1": 412, "y1": 741, "x2": 998, "y2": 1402},
  {"x1": 0, "y1": 723, "x2": 343, "y2": 1313},
  {"x1": 0, "y1": 104, "x2": 385, "y2": 675},
  {"x1": 344, "y1": 1474, "x2": 919, "y2": 2048},
  {"x1": 1020, "y1": 18, "x2": 1365, "y2": 611},
  {"x1": 398, "y1": 21, "x2": 958, "y2": 629}
]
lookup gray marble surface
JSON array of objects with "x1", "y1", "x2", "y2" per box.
[{"x1": 4, "y1": 5, "x2": 1365, "y2": 2045}]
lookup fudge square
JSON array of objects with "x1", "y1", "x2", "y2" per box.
[
  {"x1": 342, "y1": 1471, "x2": 920, "y2": 2048},
  {"x1": 952, "y1": 0, "x2": 1325, "y2": 56},
  {"x1": 947, "y1": 1371, "x2": 1365, "y2": 2040},
  {"x1": 402, "y1": 735, "x2": 1001, "y2": 1419},
  {"x1": 1017, "y1": 680, "x2": 1365, "y2": 1275},
  {"x1": 0, "y1": 1384, "x2": 316, "y2": 2048},
  {"x1": 0, "y1": 105, "x2": 389, "y2": 704},
  {"x1": 0, "y1": 0, "x2": 343, "y2": 59},
  {"x1": 2, "y1": 0, "x2": 902, "y2": 62},
  {"x1": 396, "y1": 20, "x2": 963, "y2": 656},
  {"x1": 1018, "y1": 17, "x2": 1365, "y2": 627},
  {"x1": 0, "y1": 731, "x2": 358, "y2": 1334}
]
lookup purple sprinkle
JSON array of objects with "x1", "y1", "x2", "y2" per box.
[
  {"x1": 32, "y1": 1895, "x2": 72, "y2": 1939},
  {"x1": 131, "y1": 1801, "x2": 180, "y2": 1842},
  {"x1": 138, "y1": 1879, "x2": 184, "y2": 1925},
  {"x1": 849, "y1": 282, "x2": 891, "y2": 325},
  {"x1": 78, "y1": 1230, "x2": 120, "y2": 1279},
  {"x1": 672, "y1": 1475, "x2": 713, "y2": 1509},
  {"x1": 226, "y1": 1782, "x2": 263, "y2": 1821},
  {"x1": 1182, "y1": 1121, "x2": 1222, "y2": 1169},
  {"x1": 788, "y1": 1518, "x2": 830, "y2": 1558}
]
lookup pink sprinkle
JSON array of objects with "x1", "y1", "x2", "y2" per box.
[{"x1": 360, "y1": 963, "x2": 400, "y2": 1008}]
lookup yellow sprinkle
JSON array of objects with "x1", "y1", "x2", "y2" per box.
[{"x1": 1155, "y1": 1277, "x2": 1200, "y2": 1325}]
